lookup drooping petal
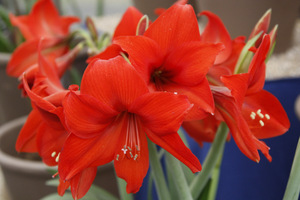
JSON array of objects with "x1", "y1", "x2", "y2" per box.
[
  {"x1": 15, "y1": 110, "x2": 40, "y2": 152},
  {"x1": 113, "y1": 6, "x2": 144, "y2": 39},
  {"x1": 114, "y1": 115, "x2": 149, "y2": 193},
  {"x1": 146, "y1": 130, "x2": 201, "y2": 173},
  {"x1": 214, "y1": 91, "x2": 270, "y2": 162},
  {"x1": 200, "y1": 11, "x2": 232, "y2": 64},
  {"x1": 36, "y1": 123, "x2": 68, "y2": 166},
  {"x1": 63, "y1": 91, "x2": 118, "y2": 138},
  {"x1": 242, "y1": 90, "x2": 290, "y2": 139},
  {"x1": 58, "y1": 178, "x2": 70, "y2": 196},
  {"x1": 164, "y1": 42, "x2": 224, "y2": 86},
  {"x1": 129, "y1": 92, "x2": 192, "y2": 135},
  {"x1": 86, "y1": 44, "x2": 123, "y2": 63},
  {"x1": 144, "y1": 4, "x2": 201, "y2": 54},
  {"x1": 70, "y1": 167, "x2": 98, "y2": 200},
  {"x1": 163, "y1": 78, "x2": 215, "y2": 120},
  {"x1": 81, "y1": 56, "x2": 149, "y2": 111}
]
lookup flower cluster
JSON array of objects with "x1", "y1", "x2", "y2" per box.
[{"x1": 6, "y1": 0, "x2": 290, "y2": 199}]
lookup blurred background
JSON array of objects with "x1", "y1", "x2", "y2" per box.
[{"x1": 0, "y1": 0, "x2": 299, "y2": 200}]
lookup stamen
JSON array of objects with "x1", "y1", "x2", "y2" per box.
[
  {"x1": 258, "y1": 112, "x2": 264, "y2": 119},
  {"x1": 51, "y1": 151, "x2": 56, "y2": 158},
  {"x1": 257, "y1": 109, "x2": 262, "y2": 114},
  {"x1": 129, "y1": 152, "x2": 133, "y2": 158},
  {"x1": 55, "y1": 153, "x2": 60, "y2": 162},
  {"x1": 136, "y1": 145, "x2": 140, "y2": 151},
  {"x1": 134, "y1": 154, "x2": 138, "y2": 161},
  {"x1": 127, "y1": 146, "x2": 132, "y2": 151},
  {"x1": 259, "y1": 120, "x2": 264, "y2": 127},
  {"x1": 250, "y1": 113, "x2": 256, "y2": 120},
  {"x1": 265, "y1": 114, "x2": 270, "y2": 120},
  {"x1": 116, "y1": 154, "x2": 119, "y2": 161}
]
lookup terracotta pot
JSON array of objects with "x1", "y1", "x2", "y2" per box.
[
  {"x1": 0, "y1": 53, "x2": 31, "y2": 125},
  {"x1": 198, "y1": 0, "x2": 300, "y2": 53}
]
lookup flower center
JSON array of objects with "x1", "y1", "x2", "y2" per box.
[
  {"x1": 150, "y1": 68, "x2": 173, "y2": 90},
  {"x1": 249, "y1": 108, "x2": 270, "y2": 127},
  {"x1": 115, "y1": 113, "x2": 141, "y2": 162}
]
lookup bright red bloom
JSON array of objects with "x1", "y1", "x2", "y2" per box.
[
  {"x1": 9, "y1": 0, "x2": 79, "y2": 41},
  {"x1": 114, "y1": 4, "x2": 223, "y2": 120},
  {"x1": 185, "y1": 35, "x2": 290, "y2": 162},
  {"x1": 58, "y1": 56, "x2": 201, "y2": 194}
]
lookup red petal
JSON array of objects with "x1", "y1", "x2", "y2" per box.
[
  {"x1": 147, "y1": 130, "x2": 201, "y2": 173},
  {"x1": 63, "y1": 91, "x2": 118, "y2": 138},
  {"x1": 242, "y1": 90, "x2": 290, "y2": 139},
  {"x1": 164, "y1": 42, "x2": 224, "y2": 86},
  {"x1": 129, "y1": 92, "x2": 192, "y2": 135},
  {"x1": 81, "y1": 56, "x2": 149, "y2": 111},
  {"x1": 15, "y1": 110, "x2": 41, "y2": 152},
  {"x1": 214, "y1": 92, "x2": 270, "y2": 162},
  {"x1": 7, "y1": 38, "x2": 68, "y2": 77},
  {"x1": 144, "y1": 4, "x2": 200, "y2": 54},
  {"x1": 247, "y1": 35, "x2": 270, "y2": 94},
  {"x1": 58, "y1": 119, "x2": 124, "y2": 180},
  {"x1": 200, "y1": 11, "x2": 232, "y2": 64},
  {"x1": 182, "y1": 115, "x2": 222, "y2": 146},
  {"x1": 70, "y1": 167, "x2": 98, "y2": 200},
  {"x1": 86, "y1": 44, "x2": 123, "y2": 63},
  {"x1": 113, "y1": 36, "x2": 162, "y2": 83},
  {"x1": 10, "y1": 0, "x2": 79, "y2": 40},
  {"x1": 163, "y1": 79, "x2": 215, "y2": 120},
  {"x1": 58, "y1": 178, "x2": 70, "y2": 196},
  {"x1": 114, "y1": 116, "x2": 149, "y2": 193},
  {"x1": 36, "y1": 123, "x2": 68, "y2": 166},
  {"x1": 113, "y1": 6, "x2": 143, "y2": 39}
]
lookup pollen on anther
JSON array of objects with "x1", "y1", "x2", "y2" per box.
[
  {"x1": 136, "y1": 145, "x2": 140, "y2": 151},
  {"x1": 127, "y1": 146, "x2": 132, "y2": 151},
  {"x1": 257, "y1": 109, "x2": 262, "y2": 114},
  {"x1": 55, "y1": 153, "x2": 60, "y2": 162},
  {"x1": 51, "y1": 151, "x2": 56, "y2": 158},
  {"x1": 250, "y1": 113, "x2": 256, "y2": 120},
  {"x1": 129, "y1": 152, "x2": 133, "y2": 158},
  {"x1": 259, "y1": 120, "x2": 264, "y2": 127},
  {"x1": 258, "y1": 112, "x2": 264, "y2": 119},
  {"x1": 116, "y1": 154, "x2": 119, "y2": 161},
  {"x1": 174, "y1": 92, "x2": 178, "y2": 95},
  {"x1": 134, "y1": 154, "x2": 138, "y2": 161},
  {"x1": 265, "y1": 114, "x2": 270, "y2": 120}
]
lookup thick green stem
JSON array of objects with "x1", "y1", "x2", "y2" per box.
[
  {"x1": 165, "y1": 152, "x2": 193, "y2": 200},
  {"x1": 148, "y1": 139, "x2": 171, "y2": 200},
  {"x1": 189, "y1": 122, "x2": 228, "y2": 199},
  {"x1": 283, "y1": 137, "x2": 300, "y2": 200}
]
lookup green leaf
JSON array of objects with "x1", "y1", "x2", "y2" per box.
[
  {"x1": 283, "y1": 137, "x2": 300, "y2": 200},
  {"x1": 0, "y1": 31, "x2": 15, "y2": 52},
  {"x1": 0, "y1": 5, "x2": 12, "y2": 29},
  {"x1": 116, "y1": 176, "x2": 133, "y2": 200}
]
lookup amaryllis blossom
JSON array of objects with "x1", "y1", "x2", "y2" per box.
[
  {"x1": 9, "y1": 0, "x2": 79, "y2": 41},
  {"x1": 58, "y1": 56, "x2": 201, "y2": 195},
  {"x1": 114, "y1": 3, "x2": 223, "y2": 120},
  {"x1": 186, "y1": 34, "x2": 290, "y2": 162}
]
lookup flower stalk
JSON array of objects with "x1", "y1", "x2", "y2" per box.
[{"x1": 189, "y1": 122, "x2": 229, "y2": 199}]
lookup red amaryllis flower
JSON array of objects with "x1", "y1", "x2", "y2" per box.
[
  {"x1": 9, "y1": 0, "x2": 79, "y2": 41},
  {"x1": 186, "y1": 35, "x2": 290, "y2": 162},
  {"x1": 113, "y1": 4, "x2": 223, "y2": 120},
  {"x1": 59, "y1": 56, "x2": 201, "y2": 195}
]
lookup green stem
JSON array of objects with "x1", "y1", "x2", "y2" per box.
[
  {"x1": 207, "y1": 140, "x2": 226, "y2": 200},
  {"x1": 116, "y1": 176, "x2": 133, "y2": 200},
  {"x1": 165, "y1": 152, "x2": 193, "y2": 200},
  {"x1": 148, "y1": 139, "x2": 171, "y2": 200},
  {"x1": 189, "y1": 122, "x2": 228, "y2": 199},
  {"x1": 283, "y1": 137, "x2": 300, "y2": 200}
]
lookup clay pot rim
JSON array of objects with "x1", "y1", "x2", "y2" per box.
[{"x1": 0, "y1": 116, "x2": 54, "y2": 174}]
